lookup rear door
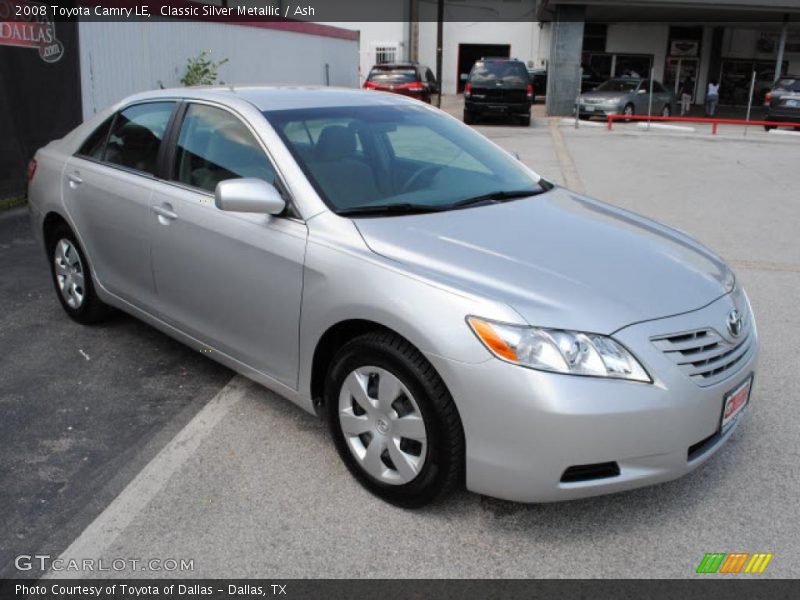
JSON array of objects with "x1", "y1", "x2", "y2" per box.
[
  {"x1": 149, "y1": 101, "x2": 307, "y2": 388},
  {"x1": 63, "y1": 101, "x2": 176, "y2": 312}
]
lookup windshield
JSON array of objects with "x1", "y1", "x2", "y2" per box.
[
  {"x1": 469, "y1": 61, "x2": 529, "y2": 85},
  {"x1": 368, "y1": 68, "x2": 417, "y2": 83},
  {"x1": 264, "y1": 104, "x2": 543, "y2": 214},
  {"x1": 596, "y1": 79, "x2": 639, "y2": 93}
]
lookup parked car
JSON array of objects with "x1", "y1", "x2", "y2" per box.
[
  {"x1": 464, "y1": 57, "x2": 533, "y2": 126},
  {"x1": 364, "y1": 62, "x2": 438, "y2": 103},
  {"x1": 577, "y1": 78, "x2": 674, "y2": 119},
  {"x1": 764, "y1": 92, "x2": 800, "y2": 130},
  {"x1": 527, "y1": 67, "x2": 547, "y2": 102},
  {"x1": 762, "y1": 75, "x2": 800, "y2": 110},
  {"x1": 526, "y1": 64, "x2": 605, "y2": 102},
  {"x1": 28, "y1": 87, "x2": 757, "y2": 507}
]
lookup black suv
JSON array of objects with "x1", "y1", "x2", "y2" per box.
[
  {"x1": 464, "y1": 58, "x2": 533, "y2": 126},
  {"x1": 364, "y1": 62, "x2": 439, "y2": 104}
]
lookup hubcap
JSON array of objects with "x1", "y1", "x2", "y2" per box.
[
  {"x1": 338, "y1": 366, "x2": 428, "y2": 485},
  {"x1": 53, "y1": 239, "x2": 85, "y2": 309},
  {"x1": 624, "y1": 105, "x2": 633, "y2": 116}
]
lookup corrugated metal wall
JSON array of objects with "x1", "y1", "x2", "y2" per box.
[{"x1": 78, "y1": 21, "x2": 359, "y2": 117}]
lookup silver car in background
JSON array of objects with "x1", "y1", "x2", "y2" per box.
[
  {"x1": 578, "y1": 78, "x2": 674, "y2": 119},
  {"x1": 27, "y1": 87, "x2": 757, "y2": 507}
]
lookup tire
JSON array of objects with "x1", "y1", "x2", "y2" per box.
[
  {"x1": 47, "y1": 223, "x2": 112, "y2": 324},
  {"x1": 661, "y1": 104, "x2": 671, "y2": 117},
  {"x1": 764, "y1": 124, "x2": 775, "y2": 131},
  {"x1": 623, "y1": 103, "x2": 635, "y2": 121},
  {"x1": 519, "y1": 114, "x2": 531, "y2": 127},
  {"x1": 463, "y1": 110, "x2": 475, "y2": 125},
  {"x1": 325, "y1": 331, "x2": 464, "y2": 508}
]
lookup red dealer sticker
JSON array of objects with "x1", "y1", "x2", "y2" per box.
[{"x1": 721, "y1": 376, "x2": 752, "y2": 432}]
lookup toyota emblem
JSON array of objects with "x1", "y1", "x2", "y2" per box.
[{"x1": 727, "y1": 309, "x2": 743, "y2": 338}]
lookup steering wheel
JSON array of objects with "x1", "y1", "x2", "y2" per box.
[{"x1": 400, "y1": 165, "x2": 443, "y2": 194}]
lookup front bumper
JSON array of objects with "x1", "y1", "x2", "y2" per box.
[
  {"x1": 426, "y1": 291, "x2": 758, "y2": 503},
  {"x1": 577, "y1": 103, "x2": 621, "y2": 118}
]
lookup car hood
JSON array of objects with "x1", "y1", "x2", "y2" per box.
[{"x1": 354, "y1": 188, "x2": 733, "y2": 334}]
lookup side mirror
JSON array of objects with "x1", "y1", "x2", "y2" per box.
[
  {"x1": 215, "y1": 178, "x2": 286, "y2": 215},
  {"x1": 637, "y1": 88, "x2": 647, "y2": 94}
]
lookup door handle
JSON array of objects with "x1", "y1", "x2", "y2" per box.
[
  {"x1": 152, "y1": 205, "x2": 178, "y2": 222},
  {"x1": 67, "y1": 172, "x2": 83, "y2": 186}
]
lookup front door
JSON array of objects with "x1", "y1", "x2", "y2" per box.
[
  {"x1": 150, "y1": 102, "x2": 307, "y2": 388},
  {"x1": 665, "y1": 57, "x2": 699, "y2": 102}
]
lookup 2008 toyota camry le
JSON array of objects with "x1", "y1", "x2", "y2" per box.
[{"x1": 27, "y1": 86, "x2": 758, "y2": 507}]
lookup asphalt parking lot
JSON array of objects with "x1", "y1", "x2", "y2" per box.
[{"x1": 3, "y1": 101, "x2": 800, "y2": 579}]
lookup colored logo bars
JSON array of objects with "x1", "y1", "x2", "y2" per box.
[{"x1": 696, "y1": 552, "x2": 773, "y2": 574}]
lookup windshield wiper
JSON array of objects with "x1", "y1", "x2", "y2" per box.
[
  {"x1": 450, "y1": 188, "x2": 544, "y2": 209},
  {"x1": 336, "y1": 203, "x2": 447, "y2": 217}
]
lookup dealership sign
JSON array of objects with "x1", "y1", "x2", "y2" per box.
[{"x1": 0, "y1": 0, "x2": 63, "y2": 62}]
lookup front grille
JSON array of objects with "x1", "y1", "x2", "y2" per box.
[{"x1": 651, "y1": 318, "x2": 752, "y2": 387}]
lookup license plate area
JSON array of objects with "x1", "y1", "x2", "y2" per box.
[{"x1": 720, "y1": 375, "x2": 752, "y2": 433}]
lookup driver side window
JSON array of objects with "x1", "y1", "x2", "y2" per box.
[{"x1": 172, "y1": 104, "x2": 277, "y2": 194}]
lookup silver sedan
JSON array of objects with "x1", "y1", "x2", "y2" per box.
[
  {"x1": 577, "y1": 78, "x2": 674, "y2": 119},
  {"x1": 28, "y1": 87, "x2": 757, "y2": 506}
]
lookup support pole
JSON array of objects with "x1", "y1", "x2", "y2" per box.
[
  {"x1": 647, "y1": 67, "x2": 654, "y2": 130},
  {"x1": 435, "y1": 0, "x2": 444, "y2": 108},
  {"x1": 775, "y1": 15, "x2": 789, "y2": 84},
  {"x1": 744, "y1": 70, "x2": 756, "y2": 137}
]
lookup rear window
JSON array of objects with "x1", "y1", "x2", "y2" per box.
[
  {"x1": 368, "y1": 68, "x2": 417, "y2": 83},
  {"x1": 469, "y1": 61, "x2": 528, "y2": 85},
  {"x1": 775, "y1": 78, "x2": 800, "y2": 92}
]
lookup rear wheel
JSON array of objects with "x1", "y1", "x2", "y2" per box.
[
  {"x1": 519, "y1": 114, "x2": 531, "y2": 127},
  {"x1": 764, "y1": 124, "x2": 775, "y2": 131},
  {"x1": 325, "y1": 331, "x2": 464, "y2": 507},
  {"x1": 463, "y1": 110, "x2": 475, "y2": 125},
  {"x1": 661, "y1": 104, "x2": 671, "y2": 117},
  {"x1": 47, "y1": 223, "x2": 112, "y2": 324}
]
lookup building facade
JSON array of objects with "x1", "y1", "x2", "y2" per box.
[{"x1": 346, "y1": 1, "x2": 800, "y2": 114}]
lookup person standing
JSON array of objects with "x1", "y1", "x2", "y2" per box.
[
  {"x1": 679, "y1": 76, "x2": 694, "y2": 115},
  {"x1": 706, "y1": 80, "x2": 720, "y2": 116}
]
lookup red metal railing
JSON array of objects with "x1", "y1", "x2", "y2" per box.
[{"x1": 605, "y1": 114, "x2": 800, "y2": 134}]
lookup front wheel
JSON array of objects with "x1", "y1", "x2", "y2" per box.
[
  {"x1": 325, "y1": 331, "x2": 464, "y2": 507},
  {"x1": 623, "y1": 103, "x2": 635, "y2": 121},
  {"x1": 47, "y1": 224, "x2": 112, "y2": 324}
]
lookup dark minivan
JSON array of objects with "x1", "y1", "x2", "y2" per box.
[
  {"x1": 464, "y1": 58, "x2": 533, "y2": 126},
  {"x1": 364, "y1": 62, "x2": 439, "y2": 104}
]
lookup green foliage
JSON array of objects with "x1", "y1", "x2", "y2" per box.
[{"x1": 180, "y1": 50, "x2": 229, "y2": 87}]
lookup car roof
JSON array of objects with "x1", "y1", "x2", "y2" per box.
[
  {"x1": 118, "y1": 85, "x2": 420, "y2": 112},
  {"x1": 371, "y1": 63, "x2": 418, "y2": 69}
]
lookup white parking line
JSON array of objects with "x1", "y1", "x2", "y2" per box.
[{"x1": 43, "y1": 375, "x2": 247, "y2": 579}]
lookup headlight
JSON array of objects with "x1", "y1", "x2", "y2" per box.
[{"x1": 467, "y1": 317, "x2": 651, "y2": 382}]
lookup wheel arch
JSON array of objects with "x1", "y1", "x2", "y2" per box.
[
  {"x1": 42, "y1": 211, "x2": 71, "y2": 250},
  {"x1": 310, "y1": 319, "x2": 403, "y2": 412}
]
